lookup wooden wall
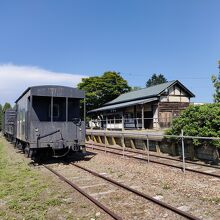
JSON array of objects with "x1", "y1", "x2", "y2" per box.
[{"x1": 158, "y1": 102, "x2": 190, "y2": 128}]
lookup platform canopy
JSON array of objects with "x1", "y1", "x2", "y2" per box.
[{"x1": 89, "y1": 97, "x2": 158, "y2": 113}]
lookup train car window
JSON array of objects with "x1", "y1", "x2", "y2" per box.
[
  {"x1": 48, "y1": 104, "x2": 59, "y2": 119},
  {"x1": 68, "y1": 98, "x2": 80, "y2": 121},
  {"x1": 32, "y1": 96, "x2": 51, "y2": 121},
  {"x1": 52, "y1": 97, "x2": 66, "y2": 121}
]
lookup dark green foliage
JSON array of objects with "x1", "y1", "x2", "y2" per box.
[
  {"x1": 146, "y1": 73, "x2": 168, "y2": 87},
  {"x1": 0, "y1": 103, "x2": 12, "y2": 131},
  {"x1": 77, "y1": 71, "x2": 131, "y2": 112},
  {"x1": 131, "y1": 86, "x2": 142, "y2": 91},
  {"x1": 211, "y1": 60, "x2": 220, "y2": 102},
  {"x1": 3, "y1": 102, "x2": 12, "y2": 112},
  {"x1": 0, "y1": 104, "x2": 2, "y2": 131},
  {"x1": 166, "y1": 103, "x2": 220, "y2": 147}
]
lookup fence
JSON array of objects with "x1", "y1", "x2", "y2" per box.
[
  {"x1": 87, "y1": 116, "x2": 174, "y2": 130},
  {"x1": 86, "y1": 130, "x2": 220, "y2": 171}
]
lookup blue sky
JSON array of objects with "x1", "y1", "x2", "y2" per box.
[{"x1": 0, "y1": 0, "x2": 219, "y2": 104}]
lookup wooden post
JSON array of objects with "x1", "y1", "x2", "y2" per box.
[
  {"x1": 105, "y1": 135, "x2": 109, "y2": 145},
  {"x1": 86, "y1": 135, "x2": 90, "y2": 141},
  {"x1": 142, "y1": 104, "x2": 144, "y2": 130},
  {"x1": 188, "y1": 140, "x2": 195, "y2": 160},
  {"x1": 170, "y1": 142, "x2": 176, "y2": 156},
  {"x1": 134, "y1": 105, "x2": 137, "y2": 129},
  {"x1": 156, "y1": 141, "x2": 161, "y2": 154},
  {"x1": 106, "y1": 116, "x2": 108, "y2": 130},
  {"x1": 93, "y1": 136, "x2": 97, "y2": 143},
  {"x1": 112, "y1": 136, "x2": 116, "y2": 145},
  {"x1": 146, "y1": 135, "x2": 150, "y2": 163},
  {"x1": 122, "y1": 114, "x2": 124, "y2": 131},
  {"x1": 130, "y1": 139, "x2": 135, "y2": 149},
  {"x1": 98, "y1": 135, "x2": 102, "y2": 144},
  {"x1": 142, "y1": 140, "x2": 147, "y2": 151}
]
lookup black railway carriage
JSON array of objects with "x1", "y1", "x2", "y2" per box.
[
  {"x1": 13, "y1": 85, "x2": 86, "y2": 158},
  {"x1": 3, "y1": 108, "x2": 17, "y2": 141}
]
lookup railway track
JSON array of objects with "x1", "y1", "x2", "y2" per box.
[
  {"x1": 43, "y1": 164, "x2": 122, "y2": 220},
  {"x1": 43, "y1": 162, "x2": 201, "y2": 220},
  {"x1": 85, "y1": 142, "x2": 220, "y2": 179}
]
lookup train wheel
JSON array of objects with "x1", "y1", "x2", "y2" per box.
[
  {"x1": 81, "y1": 146, "x2": 86, "y2": 154},
  {"x1": 24, "y1": 145, "x2": 30, "y2": 158},
  {"x1": 14, "y1": 140, "x2": 18, "y2": 148}
]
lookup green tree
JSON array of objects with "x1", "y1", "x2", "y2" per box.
[
  {"x1": 0, "y1": 103, "x2": 11, "y2": 131},
  {"x1": 3, "y1": 102, "x2": 12, "y2": 112},
  {"x1": 146, "y1": 73, "x2": 168, "y2": 87},
  {"x1": 211, "y1": 60, "x2": 220, "y2": 102},
  {"x1": 77, "y1": 71, "x2": 131, "y2": 112},
  {"x1": 131, "y1": 86, "x2": 142, "y2": 91},
  {"x1": 0, "y1": 104, "x2": 2, "y2": 131}
]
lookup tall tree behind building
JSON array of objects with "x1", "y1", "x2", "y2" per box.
[
  {"x1": 211, "y1": 60, "x2": 220, "y2": 103},
  {"x1": 0, "y1": 104, "x2": 2, "y2": 131},
  {"x1": 77, "y1": 71, "x2": 131, "y2": 112},
  {"x1": 146, "y1": 73, "x2": 168, "y2": 87},
  {"x1": 3, "y1": 102, "x2": 12, "y2": 112},
  {"x1": 0, "y1": 103, "x2": 12, "y2": 131}
]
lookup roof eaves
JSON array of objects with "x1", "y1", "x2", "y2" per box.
[
  {"x1": 103, "y1": 94, "x2": 158, "y2": 106},
  {"x1": 88, "y1": 97, "x2": 159, "y2": 113}
]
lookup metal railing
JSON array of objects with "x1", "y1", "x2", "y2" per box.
[{"x1": 87, "y1": 129, "x2": 220, "y2": 172}]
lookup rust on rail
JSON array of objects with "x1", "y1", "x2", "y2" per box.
[
  {"x1": 72, "y1": 162, "x2": 201, "y2": 220},
  {"x1": 43, "y1": 164, "x2": 122, "y2": 220}
]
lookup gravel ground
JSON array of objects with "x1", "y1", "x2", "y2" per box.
[
  {"x1": 72, "y1": 148, "x2": 220, "y2": 220},
  {"x1": 50, "y1": 162, "x2": 185, "y2": 220}
]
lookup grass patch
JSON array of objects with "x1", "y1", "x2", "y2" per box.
[
  {"x1": 202, "y1": 197, "x2": 220, "y2": 205},
  {"x1": 162, "y1": 183, "x2": 171, "y2": 190},
  {"x1": 0, "y1": 139, "x2": 65, "y2": 219}
]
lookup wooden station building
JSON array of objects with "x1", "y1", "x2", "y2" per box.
[{"x1": 89, "y1": 80, "x2": 195, "y2": 130}]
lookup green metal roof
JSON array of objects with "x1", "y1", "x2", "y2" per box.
[
  {"x1": 105, "y1": 80, "x2": 195, "y2": 105},
  {"x1": 89, "y1": 97, "x2": 158, "y2": 113}
]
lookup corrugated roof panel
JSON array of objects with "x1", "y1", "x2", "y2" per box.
[
  {"x1": 105, "y1": 81, "x2": 176, "y2": 105},
  {"x1": 89, "y1": 97, "x2": 158, "y2": 113}
]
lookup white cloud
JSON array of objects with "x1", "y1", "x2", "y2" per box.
[{"x1": 0, "y1": 63, "x2": 88, "y2": 105}]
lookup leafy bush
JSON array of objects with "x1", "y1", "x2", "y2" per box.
[{"x1": 166, "y1": 103, "x2": 220, "y2": 147}]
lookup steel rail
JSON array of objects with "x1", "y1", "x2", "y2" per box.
[
  {"x1": 43, "y1": 164, "x2": 122, "y2": 220},
  {"x1": 72, "y1": 163, "x2": 201, "y2": 220},
  {"x1": 86, "y1": 144, "x2": 220, "y2": 179},
  {"x1": 86, "y1": 141, "x2": 220, "y2": 170}
]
